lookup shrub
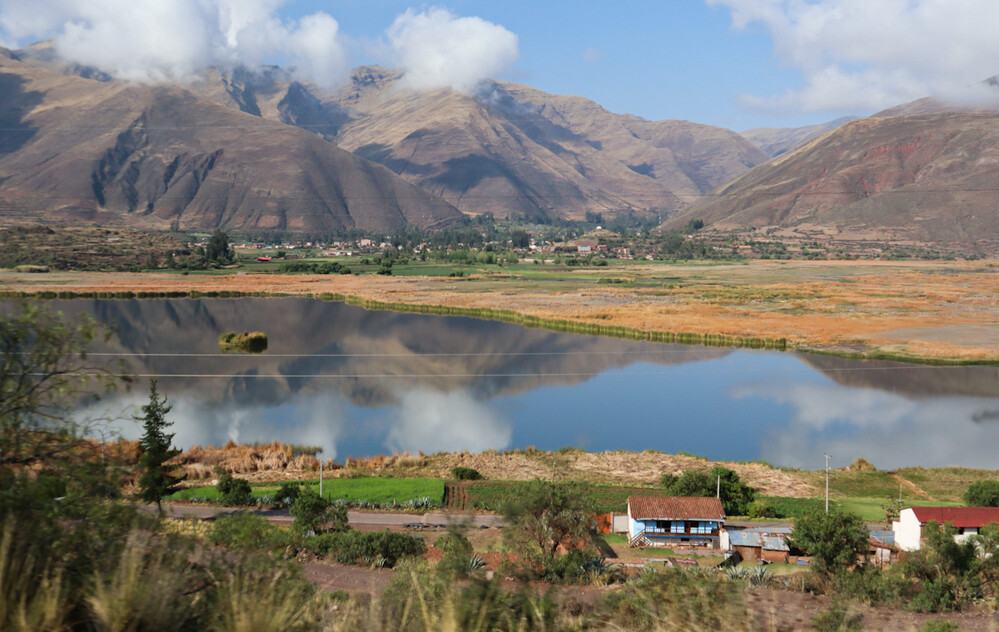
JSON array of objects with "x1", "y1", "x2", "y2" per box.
[
  {"x1": 216, "y1": 469, "x2": 253, "y2": 506},
  {"x1": 963, "y1": 480, "x2": 999, "y2": 506},
  {"x1": 290, "y1": 488, "x2": 349, "y2": 536},
  {"x1": 812, "y1": 604, "x2": 864, "y2": 632},
  {"x1": 832, "y1": 565, "x2": 910, "y2": 606},
  {"x1": 435, "y1": 530, "x2": 476, "y2": 579},
  {"x1": 919, "y1": 621, "x2": 961, "y2": 632},
  {"x1": 272, "y1": 483, "x2": 301, "y2": 508},
  {"x1": 210, "y1": 514, "x2": 290, "y2": 552},
  {"x1": 789, "y1": 510, "x2": 869, "y2": 575},
  {"x1": 304, "y1": 530, "x2": 426, "y2": 567},
  {"x1": 604, "y1": 567, "x2": 747, "y2": 631},
  {"x1": 450, "y1": 466, "x2": 483, "y2": 481}
]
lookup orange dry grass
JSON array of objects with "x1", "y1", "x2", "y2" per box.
[
  {"x1": 173, "y1": 440, "x2": 321, "y2": 483},
  {"x1": 2, "y1": 259, "x2": 996, "y2": 359}
]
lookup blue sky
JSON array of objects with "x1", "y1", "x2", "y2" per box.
[
  {"x1": 3, "y1": 1, "x2": 999, "y2": 131},
  {"x1": 284, "y1": 1, "x2": 829, "y2": 130}
]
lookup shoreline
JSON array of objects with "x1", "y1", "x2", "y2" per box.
[{"x1": 1, "y1": 260, "x2": 997, "y2": 364}]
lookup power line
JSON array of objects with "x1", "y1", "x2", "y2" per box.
[{"x1": 37, "y1": 363, "x2": 997, "y2": 380}]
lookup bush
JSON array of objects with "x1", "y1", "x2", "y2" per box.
[
  {"x1": 304, "y1": 530, "x2": 426, "y2": 567},
  {"x1": 963, "y1": 480, "x2": 999, "y2": 506},
  {"x1": 290, "y1": 488, "x2": 349, "y2": 536},
  {"x1": 919, "y1": 621, "x2": 961, "y2": 632},
  {"x1": 450, "y1": 467, "x2": 483, "y2": 481},
  {"x1": 216, "y1": 469, "x2": 253, "y2": 506},
  {"x1": 434, "y1": 530, "x2": 476, "y2": 579},
  {"x1": 210, "y1": 514, "x2": 290, "y2": 552},
  {"x1": 604, "y1": 567, "x2": 747, "y2": 631},
  {"x1": 832, "y1": 565, "x2": 910, "y2": 606},
  {"x1": 747, "y1": 499, "x2": 781, "y2": 519},
  {"x1": 272, "y1": 483, "x2": 301, "y2": 508},
  {"x1": 812, "y1": 604, "x2": 864, "y2": 632},
  {"x1": 789, "y1": 510, "x2": 869, "y2": 575}
]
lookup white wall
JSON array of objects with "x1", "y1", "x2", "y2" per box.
[{"x1": 893, "y1": 508, "x2": 923, "y2": 551}]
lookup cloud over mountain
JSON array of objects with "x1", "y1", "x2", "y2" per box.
[
  {"x1": 0, "y1": 0, "x2": 350, "y2": 87},
  {"x1": 0, "y1": 1, "x2": 518, "y2": 94},
  {"x1": 386, "y1": 8, "x2": 519, "y2": 93},
  {"x1": 711, "y1": 0, "x2": 999, "y2": 112}
]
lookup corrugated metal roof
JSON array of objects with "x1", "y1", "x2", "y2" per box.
[
  {"x1": 727, "y1": 530, "x2": 789, "y2": 551},
  {"x1": 728, "y1": 531, "x2": 761, "y2": 547},
  {"x1": 910, "y1": 507, "x2": 999, "y2": 528},
  {"x1": 762, "y1": 535, "x2": 790, "y2": 552},
  {"x1": 743, "y1": 527, "x2": 793, "y2": 535},
  {"x1": 869, "y1": 530, "x2": 895, "y2": 546},
  {"x1": 627, "y1": 496, "x2": 725, "y2": 521}
]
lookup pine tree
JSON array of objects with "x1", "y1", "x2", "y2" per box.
[{"x1": 137, "y1": 379, "x2": 182, "y2": 512}]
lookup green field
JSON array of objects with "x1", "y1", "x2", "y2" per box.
[
  {"x1": 169, "y1": 477, "x2": 445, "y2": 507},
  {"x1": 837, "y1": 497, "x2": 962, "y2": 521},
  {"x1": 460, "y1": 481, "x2": 670, "y2": 514}
]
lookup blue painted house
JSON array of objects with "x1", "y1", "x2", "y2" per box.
[{"x1": 627, "y1": 496, "x2": 726, "y2": 548}]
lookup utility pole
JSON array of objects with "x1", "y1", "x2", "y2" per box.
[
  {"x1": 319, "y1": 452, "x2": 324, "y2": 500},
  {"x1": 716, "y1": 475, "x2": 721, "y2": 499},
  {"x1": 824, "y1": 454, "x2": 830, "y2": 513}
]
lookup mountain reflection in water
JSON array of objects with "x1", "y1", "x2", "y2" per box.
[{"x1": 6, "y1": 298, "x2": 999, "y2": 469}]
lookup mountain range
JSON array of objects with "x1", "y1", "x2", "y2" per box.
[
  {"x1": 2, "y1": 42, "x2": 998, "y2": 247},
  {"x1": 667, "y1": 107, "x2": 999, "y2": 249}
]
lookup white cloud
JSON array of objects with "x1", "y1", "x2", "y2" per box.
[
  {"x1": 0, "y1": 0, "x2": 349, "y2": 88},
  {"x1": 385, "y1": 388, "x2": 512, "y2": 455},
  {"x1": 386, "y1": 7, "x2": 519, "y2": 93},
  {"x1": 581, "y1": 48, "x2": 602, "y2": 63},
  {"x1": 709, "y1": 0, "x2": 999, "y2": 111}
]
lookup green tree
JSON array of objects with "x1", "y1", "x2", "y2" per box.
[
  {"x1": 789, "y1": 509, "x2": 869, "y2": 575},
  {"x1": 963, "y1": 480, "x2": 999, "y2": 506},
  {"x1": 1, "y1": 303, "x2": 120, "y2": 467},
  {"x1": 510, "y1": 229, "x2": 530, "y2": 248},
  {"x1": 215, "y1": 467, "x2": 253, "y2": 505},
  {"x1": 502, "y1": 479, "x2": 598, "y2": 580},
  {"x1": 901, "y1": 520, "x2": 981, "y2": 611},
  {"x1": 136, "y1": 379, "x2": 182, "y2": 512},
  {"x1": 205, "y1": 229, "x2": 235, "y2": 265},
  {"x1": 661, "y1": 466, "x2": 756, "y2": 515},
  {"x1": 290, "y1": 487, "x2": 349, "y2": 536}
]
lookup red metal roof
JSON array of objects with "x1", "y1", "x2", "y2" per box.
[
  {"x1": 910, "y1": 507, "x2": 999, "y2": 528},
  {"x1": 628, "y1": 496, "x2": 725, "y2": 521}
]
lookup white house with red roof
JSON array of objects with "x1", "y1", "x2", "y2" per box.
[
  {"x1": 893, "y1": 506, "x2": 999, "y2": 551},
  {"x1": 627, "y1": 496, "x2": 726, "y2": 548}
]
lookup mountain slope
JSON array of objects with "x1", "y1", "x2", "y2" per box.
[
  {"x1": 666, "y1": 110, "x2": 999, "y2": 248},
  {"x1": 0, "y1": 50, "x2": 460, "y2": 232},
  {"x1": 741, "y1": 116, "x2": 855, "y2": 157},
  {"x1": 194, "y1": 66, "x2": 769, "y2": 221}
]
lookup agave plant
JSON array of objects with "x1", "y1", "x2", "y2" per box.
[
  {"x1": 466, "y1": 554, "x2": 487, "y2": 572},
  {"x1": 725, "y1": 565, "x2": 750, "y2": 581}
]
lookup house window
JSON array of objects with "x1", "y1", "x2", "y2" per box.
[
  {"x1": 691, "y1": 521, "x2": 713, "y2": 535},
  {"x1": 671, "y1": 521, "x2": 685, "y2": 533}
]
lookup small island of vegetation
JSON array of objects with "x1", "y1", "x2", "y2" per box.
[{"x1": 218, "y1": 330, "x2": 268, "y2": 353}]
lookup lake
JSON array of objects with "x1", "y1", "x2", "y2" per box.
[{"x1": 5, "y1": 297, "x2": 998, "y2": 469}]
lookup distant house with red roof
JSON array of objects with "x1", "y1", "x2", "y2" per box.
[
  {"x1": 893, "y1": 506, "x2": 999, "y2": 551},
  {"x1": 627, "y1": 496, "x2": 725, "y2": 549}
]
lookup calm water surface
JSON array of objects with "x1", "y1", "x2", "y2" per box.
[{"x1": 7, "y1": 298, "x2": 998, "y2": 469}]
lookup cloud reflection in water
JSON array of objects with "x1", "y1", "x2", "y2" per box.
[
  {"x1": 384, "y1": 388, "x2": 513, "y2": 455},
  {"x1": 734, "y1": 382, "x2": 999, "y2": 469}
]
